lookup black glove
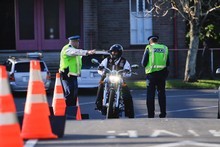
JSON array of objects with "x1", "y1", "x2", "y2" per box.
[
  {"x1": 124, "y1": 69, "x2": 130, "y2": 74},
  {"x1": 98, "y1": 65, "x2": 104, "y2": 70},
  {"x1": 60, "y1": 67, "x2": 69, "y2": 80}
]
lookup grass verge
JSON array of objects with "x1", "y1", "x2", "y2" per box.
[{"x1": 127, "y1": 79, "x2": 220, "y2": 89}]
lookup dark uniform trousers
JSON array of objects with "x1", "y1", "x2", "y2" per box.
[
  {"x1": 146, "y1": 68, "x2": 168, "y2": 118},
  {"x1": 60, "y1": 75, "x2": 78, "y2": 106},
  {"x1": 96, "y1": 82, "x2": 134, "y2": 118}
]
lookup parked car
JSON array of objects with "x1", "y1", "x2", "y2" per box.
[
  {"x1": 78, "y1": 52, "x2": 110, "y2": 88},
  {"x1": 3, "y1": 52, "x2": 51, "y2": 92},
  {"x1": 216, "y1": 68, "x2": 220, "y2": 119}
]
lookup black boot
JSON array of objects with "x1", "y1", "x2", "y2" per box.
[
  {"x1": 124, "y1": 98, "x2": 135, "y2": 118},
  {"x1": 95, "y1": 100, "x2": 102, "y2": 111}
]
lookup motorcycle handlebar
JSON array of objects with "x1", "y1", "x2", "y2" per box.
[{"x1": 102, "y1": 68, "x2": 132, "y2": 75}]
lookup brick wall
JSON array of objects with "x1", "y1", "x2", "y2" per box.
[
  {"x1": 83, "y1": 0, "x2": 186, "y2": 50},
  {"x1": 81, "y1": 0, "x2": 188, "y2": 79},
  {"x1": 83, "y1": 0, "x2": 98, "y2": 50},
  {"x1": 96, "y1": 0, "x2": 130, "y2": 49}
]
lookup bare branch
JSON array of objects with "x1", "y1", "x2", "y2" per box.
[
  {"x1": 154, "y1": 3, "x2": 161, "y2": 14},
  {"x1": 205, "y1": 5, "x2": 220, "y2": 15},
  {"x1": 171, "y1": 6, "x2": 190, "y2": 21},
  {"x1": 167, "y1": 0, "x2": 191, "y2": 21},
  {"x1": 144, "y1": 7, "x2": 155, "y2": 17},
  {"x1": 201, "y1": 5, "x2": 220, "y2": 26},
  {"x1": 162, "y1": 9, "x2": 169, "y2": 16}
]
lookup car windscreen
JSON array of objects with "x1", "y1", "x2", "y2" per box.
[
  {"x1": 82, "y1": 54, "x2": 109, "y2": 69},
  {"x1": 14, "y1": 62, "x2": 47, "y2": 72}
]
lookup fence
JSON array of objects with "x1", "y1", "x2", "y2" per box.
[
  {"x1": 0, "y1": 48, "x2": 220, "y2": 80},
  {"x1": 122, "y1": 48, "x2": 220, "y2": 80}
]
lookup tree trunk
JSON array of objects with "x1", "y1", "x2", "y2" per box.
[{"x1": 184, "y1": 21, "x2": 200, "y2": 82}]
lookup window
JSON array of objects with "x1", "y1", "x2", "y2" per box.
[
  {"x1": 14, "y1": 62, "x2": 46, "y2": 72},
  {"x1": 44, "y1": 0, "x2": 60, "y2": 39},
  {"x1": 130, "y1": 0, "x2": 152, "y2": 45},
  {"x1": 18, "y1": 0, "x2": 34, "y2": 39}
]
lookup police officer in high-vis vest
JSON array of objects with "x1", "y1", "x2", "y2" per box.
[
  {"x1": 95, "y1": 44, "x2": 134, "y2": 118},
  {"x1": 141, "y1": 35, "x2": 170, "y2": 118},
  {"x1": 59, "y1": 35, "x2": 95, "y2": 106}
]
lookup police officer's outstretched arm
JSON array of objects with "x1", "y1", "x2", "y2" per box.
[
  {"x1": 65, "y1": 35, "x2": 95, "y2": 56},
  {"x1": 65, "y1": 47, "x2": 95, "y2": 56}
]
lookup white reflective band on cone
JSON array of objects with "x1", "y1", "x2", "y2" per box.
[
  {"x1": 26, "y1": 94, "x2": 47, "y2": 103},
  {"x1": 30, "y1": 70, "x2": 42, "y2": 81},
  {"x1": 55, "y1": 80, "x2": 61, "y2": 85},
  {"x1": 0, "y1": 112, "x2": 18, "y2": 125},
  {"x1": 0, "y1": 79, "x2": 11, "y2": 96},
  {"x1": 25, "y1": 94, "x2": 47, "y2": 114},
  {"x1": 54, "y1": 93, "x2": 64, "y2": 99}
]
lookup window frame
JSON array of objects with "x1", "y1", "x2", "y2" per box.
[{"x1": 129, "y1": 0, "x2": 153, "y2": 45}]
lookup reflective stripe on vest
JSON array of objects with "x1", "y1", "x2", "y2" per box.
[{"x1": 152, "y1": 65, "x2": 166, "y2": 68}]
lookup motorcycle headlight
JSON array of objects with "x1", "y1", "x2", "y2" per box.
[{"x1": 109, "y1": 75, "x2": 120, "y2": 83}]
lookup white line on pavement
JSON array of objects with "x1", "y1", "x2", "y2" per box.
[
  {"x1": 135, "y1": 105, "x2": 218, "y2": 117},
  {"x1": 24, "y1": 139, "x2": 38, "y2": 147},
  {"x1": 150, "y1": 140, "x2": 220, "y2": 147},
  {"x1": 141, "y1": 93, "x2": 217, "y2": 97},
  {"x1": 17, "y1": 92, "x2": 218, "y2": 114}
]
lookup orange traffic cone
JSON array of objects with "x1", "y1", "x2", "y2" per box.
[
  {"x1": 28, "y1": 59, "x2": 43, "y2": 82},
  {"x1": 21, "y1": 60, "x2": 57, "y2": 139},
  {"x1": 0, "y1": 65, "x2": 24, "y2": 147},
  {"x1": 76, "y1": 97, "x2": 82, "y2": 120},
  {"x1": 52, "y1": 73, "x2": 66, "y2": 116}
]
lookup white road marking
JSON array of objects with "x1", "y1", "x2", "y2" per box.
[
  {"x1": 150, "y1": 140, "x2": 220, "y2": 147},
  {"x1": 107, "y1": 130, "x2": 138, "y2": 138},
  {"x1": 106, "y1": 130, "x2": 116, "y2": 138},
  {"x1": 168, "y1": 93, "x2": 217, "y2": 98},
  {"x1": 16, "y1": 91, "x2": 217, "y2": 114},
  {"x1": 128, "y1": 130, "x2": 138, "y2": 138},
  {"x1": 24, "y1": 139, "x2": 38, "y2": 147},
  {"x1": 136, "y1": 105, "x2": 218, "y2": 117},
  {"x1": 107, "y1": 130, "x2": 116, "y2": 133},
  {"x1": 141, "y1": 93, "x2": 217, "y2": 97},
  {"x1": 209, "y1": 130, "x2": 220, "y2": 137},
  {"x1": 188, "y1": 130, "x2": 200, "y2": 137},
  {"x1": 118, "y1": 132, "x2": 128, "y2": 136},
  {"x1": 150, "y1": 130, "x2": 182, "y2": 137}
]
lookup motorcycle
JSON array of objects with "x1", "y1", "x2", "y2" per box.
[{"x1": 91, "y1": 58, "x2": 139, "y2": 119}]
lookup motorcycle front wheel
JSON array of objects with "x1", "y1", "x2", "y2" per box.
[{"x1": 106, "y1": 90, "x2": 118, "y2": 119}]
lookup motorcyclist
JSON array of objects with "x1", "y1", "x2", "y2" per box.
[{"x1": 95, "y1": 44, "x2": 134, "y2": 118}]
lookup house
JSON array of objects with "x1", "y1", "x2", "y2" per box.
[{"x1": 0, "y1": 0, "x2": 187, "y2": 79}]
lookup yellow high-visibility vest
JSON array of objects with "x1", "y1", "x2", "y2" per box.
[
  {"x1": 59, "y1": 44, "x2": 82, "y2": 76},
  {"x1": 145, "y1": 44, "x2": 168, "y2": 74}
]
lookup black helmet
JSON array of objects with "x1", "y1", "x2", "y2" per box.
[{"x1": 108, "y1": 44, "x2": 123, "y2": 59}]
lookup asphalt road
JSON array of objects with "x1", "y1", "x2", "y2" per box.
[{"x1": 13, "y1": 89, "x2": 220, "y2": 146}]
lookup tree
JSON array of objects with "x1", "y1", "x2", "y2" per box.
[{"x1": 149, "y1": 0, "x2": 220, "y2": 82}]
